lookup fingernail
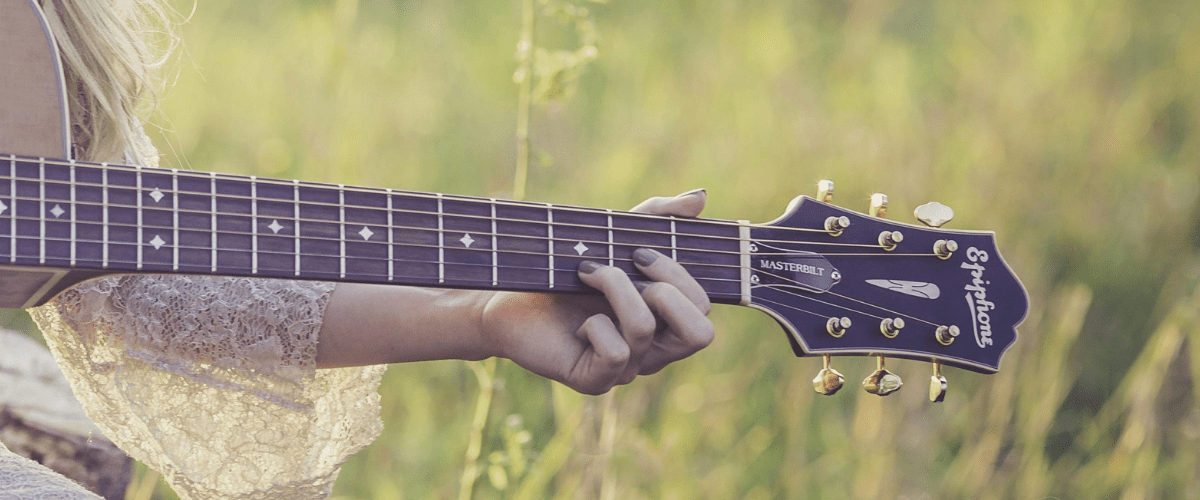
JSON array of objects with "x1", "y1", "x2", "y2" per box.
[
  {"x1": 579, "y1": 260, "x2": 602, "y2": 274},
  {"x1": 677, "y1": 188, "x2": 706, "y2": 198},
  {"x1": 632, "y1": 248, "x2": 659, "y2": 267}
]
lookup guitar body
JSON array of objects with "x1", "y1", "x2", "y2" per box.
[{"x1": 0, "y1": 0, "x2": 100, "y2": 308}]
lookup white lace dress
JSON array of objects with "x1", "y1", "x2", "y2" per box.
[{"x1": 2, "y1": 137, "x2": 386, "y2": 499}]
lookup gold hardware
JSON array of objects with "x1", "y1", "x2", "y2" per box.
[
  {"x1": 914, "y1": 201, "x2": 954, "y2": 228},
  {"x1": 935, "y1": 325, "x2": 960, "y2": 346},
  {"x1": 826, "y1": 317, "x2": 851, "y2": 338},
  {"x1": 879, "y1": 317, "x2": 905, "y2": 338},
  {"x1": 878, "y1": 230, "x2": 903, "y2": 250},
  {"x1": 813, "y1": 355, "x2": 844, "y2": 395},
  {"x1": 824, "y1": 216, "x2": 851, "y2": 236},
  {"x1": 863, "y1": 356, "x2": 902, "y2": 396},
  {"x1": 934, "y1": 239, "x2": 958, "y2": 260},
  {"x1": 929, "y1": 362, "x2": 948, "y2": 403},
  {"x1": 869, "y1": 193, "x2": 888, "y2": 218},
  {"x1": 817, "y1": 180, "x2": 835, "y2": 203}
]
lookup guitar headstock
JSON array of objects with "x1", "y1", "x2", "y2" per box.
[{"x1": 745, "y1": 181, "x2": 1028, "y2": 400}]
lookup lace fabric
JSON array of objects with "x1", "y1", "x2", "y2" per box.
[{"x1": 29, "y1": 276, "x2": 386, "y2": 500}]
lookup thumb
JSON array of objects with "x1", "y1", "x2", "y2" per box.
[{"x1": 629, "y1": 188, "x2": 706, "y2": 217}]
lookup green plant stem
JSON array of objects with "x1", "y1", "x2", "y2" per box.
[
  {"x1": 513, "y1": 0, "x2": 535, "y2": 202},
  {"x1": 458, "y1": 358, "x2": 497, "y2": 500}
]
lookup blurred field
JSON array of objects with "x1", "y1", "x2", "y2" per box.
[{"x1": 5, "y1": 0, "x2": 1200, "y2": 498}]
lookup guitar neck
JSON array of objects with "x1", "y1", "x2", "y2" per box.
[{"x1": 0, "y1": 155, "x2": 744, "y2": 307}]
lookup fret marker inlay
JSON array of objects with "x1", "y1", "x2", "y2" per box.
[
  {"x1": 49, "y1": 204, "x2": 64, "y2": 218},
  {"x1": 149, "y1": 235, "x2": 165, "y2": 250},
  {"x1": 574, "y1": 242, "x2": 588, "y2": 255},
  {"x1": 358, "y1": 226, "x2": 374, "y2": 241},
  {"x1": 149, "y1": 189, "x2": 164, "y2": 203},
  {"x1": 0, "y1": 200, "x2": 6, "y2": 215},
  {"x1": 460, "y1": 233, "x2": 475, "y2": 248},
  {"x1": 268, "y1": 220, "x2": 284, "y2": 234}
]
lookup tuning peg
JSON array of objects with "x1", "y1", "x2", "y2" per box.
[
  {"x1": 929, "y1": 362, "x2": 948, "y2": 403},
  {"x1": 869, "y1": 193, "x2": 887, "y2": 218},
  {"x1": 914, "y1": 201, "x2": 954, "y2": 228},
  {"x1": 862, "y1": 356, "x2": 903, "y2": 396},
  {"x1": 817, "y1": 180, "x2": 835, "y2": 202},
  {"x1": 813, "y1": 355, "x2": 844, "y2": 395}
]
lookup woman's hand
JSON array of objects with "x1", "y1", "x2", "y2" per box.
[
  {"x1": 479, "y1": 189, "x2": 713, "y2": 394},
  {"x1": 317, "y1": 190, "x2": 715, "y2": 395}
]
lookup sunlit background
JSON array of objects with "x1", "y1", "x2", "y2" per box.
[{"x1": 5, "y1": 0, "x2": 1200, "y2": 498}]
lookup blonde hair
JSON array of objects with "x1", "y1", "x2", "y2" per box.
[{"x1": 39, "y1": 0, "x2": 176, "y2": 165}]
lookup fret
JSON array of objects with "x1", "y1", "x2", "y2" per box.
[
  {"x1": 437, "y1": 193, "x2": 444, "y2": 284},
  {"x1": 606, "y1": 209, "x2": 614, "y2": 267},
  {"x1": 210, "y1": 173, "x2": 217, "y2": 273},
  {"x1": 38, "y1": 159, "x2": 45, "y2": 264},
  {"x1": 251, "y1": 176, "x2": 258, "y2": 274},
  {"x1": 250, "y1": 178, "x2": 296, "y2": 277},
  {"x1": 135, "y1": 164, "x2": 142, "y2": 269},
  {"x1": 293, "y1": 180, "x2": 300, "y2": 276},
  {"x1": 102, "y1": 164, "x2": 109, "y2": 267},
  {"x1": 7, "y1": 157, "x2": 14, "y2": 263},
  {"x1": 387, "y1": 189, "x2": 394, "y2": 281},
  {"x1": 338, "y1": 184, "x2": 346, "y2": 279},
  {"x1": 70, "y1": 161, "x2": 76, "y2": 267},
  {"x1": 73, "y1": 162, "x2": 103, "y2": 267},
  {"x1": 547, "y1": 205, "x2": 554, "y2": 289},
  {"x1": 213, "y1": 175, "x2": 253, "y2": 274},
  {"x1": 494, "y1": 202, "x2": 550, "y2": 289},
  {"x1": 171, "y1": 171, "x2": 179, "y2": 271},
  {"x1": 670, "y1": 216, "x2": 677, "y2": 261},
  {"x1": 490, "y1": 199, "x2": 497, "y2": 286}
]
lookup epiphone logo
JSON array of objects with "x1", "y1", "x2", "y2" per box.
[
  {"x1": 962, "y1": 247, "x2": 994, "y2": 348},
  {"x1": 758, "y1": 259, "x2": 826, "y2": 276}
]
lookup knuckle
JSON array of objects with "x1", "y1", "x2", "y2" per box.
[
  {"x1": 641, "y1": 281, "x2": 677, "y2": 302},
  {"x1": 626, "y1": 311, "x2": 657, "y2": 339}
]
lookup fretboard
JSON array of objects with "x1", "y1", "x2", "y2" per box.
[{"x1": 0, "y1": 155, "x2": 743, "y2": 303}]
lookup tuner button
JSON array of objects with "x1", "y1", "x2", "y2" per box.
[
  {"x1": 813, "y1": 355, "x2": 844, "y2": 396},
  {"x1": 863, "y1": 357, "x2": 902, "y2": 396},
  {"x1": 878, "y1": 230, "x2": 903, "y2": 251},
  {"x1": 826, "y1": 317, "x2": 851, "y2": 338},
  {"x1": 929, "y1": 362, "x2": 948, "y2": 403},
  {"x1": 817, "y1": 180, "x2": 835, "y2": 203},
  {"x1": 914, "y1": 202, "x2": 954, "y2": 228},
  {"x1": 824, "y1": 216, "x2": 851, "y2": 236},
  {"x1": 935, "y1": 325, "x2": 960, "y2": 346},
  {"x1": 869, "y1": 193, "x2": 888, "y2": 218},
  {"x1": 934, "y1": 239, "x2": 959, "y2": 260},
  {"x1": 880, "y1": 317, "x2": 905, "y2": 338}
]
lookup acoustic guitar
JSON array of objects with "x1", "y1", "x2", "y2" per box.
[{"x1": 0, "y1": 0, "x2": 1028, "y2": 400}]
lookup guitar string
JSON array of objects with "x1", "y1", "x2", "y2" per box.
[
  {"x1": 0, "y1": 210, "x2": 938, "y2": 276},
  {"x1": 0, "y1": 158, "x2": 932, "y2": 239},
  {"x1": 0, "y1": 185, "x2": 932, "y2": 255},
  {"x1": 5, "y1": 230, "x2": 945, "y2": 327}
]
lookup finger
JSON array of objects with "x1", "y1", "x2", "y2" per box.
[
  {"x1": 630, "y1": 188, "x2": 706, "y2": 217},
  {"x1": 633, "y1": 281, "x2": 715, "y2": 375},
  {"x1": 632, "y1": 248, "x2": 710, "y2": 315},
  {"x1": 566, "y1": 314, "x2": 631, "y2": 395},
  {"x1": 577, "y1": 261, "x2": 658, "y2": 357}
]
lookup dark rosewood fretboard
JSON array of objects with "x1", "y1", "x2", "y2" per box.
[{"x1": 0, "y1": 155, "x2": 743, "y2": 307}]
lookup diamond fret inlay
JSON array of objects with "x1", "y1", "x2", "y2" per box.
[
  {"x1": 49, "y1": 204, "x2": 65, "y2": 218},
  {"x1": 0, "y1": 200, "x2": 7, "y2": 215},
  {"x1": 359, "y1": 226, "x2": 374, "y2": 241},
  {"x1": 149, "y1": 235, "x2": 166, "y2": 250},
  {"x1": 149, "y1": 189, "x2": 164, "y2": 203},
  {"x1": 268, "y1": 220, "x2": 284, "y2": 234},
  {"x1": 460, "y1": 233, "x2": 475, "y2": 248},
  {"x1": 574, "y1": 242, "x2": 588, "y2": 255}
]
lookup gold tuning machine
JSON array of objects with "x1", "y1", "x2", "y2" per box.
[
  {"x1": 869, "y1": 193, "x2": 888, "y2": 218},
  {"x1": 930, "y1": 362, "x2": 948, "y2": 403},
  {"x1": 817, "y1": 180, "x2": 835, "y2": 203},
  {"x1": 863, "y1": 356, "x2": 903, "y2": 396},
  {"x1": 813, "y1": 355, "x2": 844, "y2": 396}
]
